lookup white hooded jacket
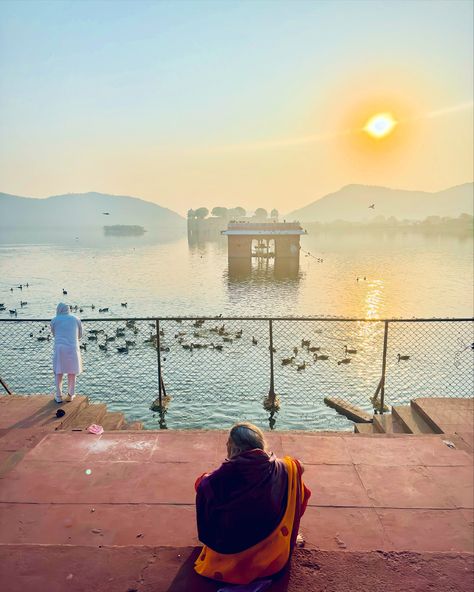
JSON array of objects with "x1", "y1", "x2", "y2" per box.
[{"x1": 50, "y1": 303, "x2": 83, "y2": 374}]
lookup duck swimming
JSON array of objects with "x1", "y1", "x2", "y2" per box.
[
  {"x1": 344, "y1": 346, "x2": 357, "y2": 354},
  {"x1": 337, "y1": 358, "x2": 351, "y2": 365}
]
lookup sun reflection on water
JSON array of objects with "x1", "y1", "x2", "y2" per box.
[
  {"x1": 351, "y1": 280, "x2": 387, "y2": 401},
  {"x1": 365, "y1": 280, "x2": 384, "y2": 319}
]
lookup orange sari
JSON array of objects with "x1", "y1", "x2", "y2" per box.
[{"x1": 194, "y1": 456, "x2": 310, "y2": 584}]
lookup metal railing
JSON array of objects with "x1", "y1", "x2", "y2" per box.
[{"x1": 0, "y1": 316, "x2": 473, "y2": 430}]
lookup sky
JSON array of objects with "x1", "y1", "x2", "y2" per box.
[{"x1": 0, "y1": 0, "x2": 473, "y2": 215}]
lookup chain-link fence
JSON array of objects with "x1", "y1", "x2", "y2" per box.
[{"x1": 0, "y1": 317, "x2": 472, "y2": 430}]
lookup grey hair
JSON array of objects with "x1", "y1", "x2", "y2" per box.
[{"x1": 228, "y1": 422, "x2": 266, "y2": 455}]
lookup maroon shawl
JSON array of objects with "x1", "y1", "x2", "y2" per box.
[{"x1": 195, "y1": 449, "x2": 288, "y2": 554}]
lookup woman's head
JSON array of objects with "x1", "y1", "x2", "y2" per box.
[
  {"x1": 56, "y1": 302, "x2": 70, "y2": 315},
  {"x1": 227, "y1": 422, "x2": 266, "y2": 458}
]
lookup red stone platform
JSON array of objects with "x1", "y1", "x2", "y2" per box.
[{"x1": 0, "y1": 395, "x2": 473, "y2": 591}]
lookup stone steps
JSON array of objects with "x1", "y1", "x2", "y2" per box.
[
  {"x1": 122, "y1": 421, "x2": 144, "y2": 431},
  {"x1": 392, "y1": 405, "x2": 434, "y2": 434},
  {"x1": 0, "y1": 394, "x2": 138, "y2": 435},
  {"x1": 361, "y1": 405, "x2": 438, "y2": 435},
  {"x1": 55, "y1": 395, "x2": 90, "y2": 428},
  {"x1": 410, "y1": 399, "x2": 446, "y2": 434},
  {"x1": 63, "y1": 403, "x2": 108, "y2": 430},
  {"x1": 373, "y1": 413, "x2": 407, "y2": 434},
  {"x1": 354, "y1": 423, "x2": 375, "y2": 434},
  {"x1": 53, "y1": 396, "x2": 139, "y2": 432},
  {"x1": 5, "y1": 544, "x2": 471, "y2": 592},
  {"x1": 100, "y1": 411, "x2": 126, "y2": 431}
]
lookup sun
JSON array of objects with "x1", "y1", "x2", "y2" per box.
[{"x1": 363, "y1": 112, "x2": 397, "y2": 138}]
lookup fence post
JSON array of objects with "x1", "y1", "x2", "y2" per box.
[
  {"x1": 268, "y1": 319, "x2": 275, "y2": 398},
  {"x1": 379, "y1": 320, "x2": 389, "y2": 414},
  {"x1": 0, "y1": 375, "x2": 12, "y2": 395},
  {"x1": 155, "y1": 319, "x2": 163, "y2": 408}
]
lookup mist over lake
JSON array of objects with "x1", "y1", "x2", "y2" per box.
[{"x1": 1, "y1": 226, "x2": 472, "y2": 319}]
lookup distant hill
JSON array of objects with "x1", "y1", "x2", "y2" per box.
[
  {"x1": 287, "y1": 183, "x2": 474, "y2": 223},
  {"x1": 0, "y1": 191, "x2": 185, "y2": 229}
]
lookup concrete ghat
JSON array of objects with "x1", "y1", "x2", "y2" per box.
[{"x1": 0, "y1": 397, "x2": 472, "y2": 591}]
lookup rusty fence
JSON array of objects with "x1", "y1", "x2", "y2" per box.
[{"x1": 0, "y1": 317, "x2": 472, "y2": 430}]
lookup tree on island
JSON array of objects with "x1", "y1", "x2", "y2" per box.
[
  {"x1": 254, "y1": 208, "x2": 268, "y2": 220},
  {"x1": 270, "y1": 208, "x2": 279, "y2": 219},
  {"x1": 194, "y1": 207, "x2": 209, "y2": 219},
  {"x1": 211, "y1": 207, "x2": 228, "y2": 218},
  {"x1": 187, "y1": 209, "x2": 196, "y2": 218},
  {"x1": 232, "y1": 206, "x2": 246, "y2": 218}
]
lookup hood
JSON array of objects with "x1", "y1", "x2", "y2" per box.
[{"x1": 56, "y1": 302, "x2": 70, "y2": 315}]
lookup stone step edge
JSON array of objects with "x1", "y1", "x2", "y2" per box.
[
  {"x1": 392, "y1": 405, "x2": 434, "y2": 434},
  {"x1": 410, "y1": 400, "x2": 444, "y2": 434}
]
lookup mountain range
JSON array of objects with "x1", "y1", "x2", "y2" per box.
[
  {"x1": 0, "y1": 191, "x2": 185, "y2": 229},
  {"x1": 286, "y1": 183, "x2": 473, "y2": 223},
  {"x1": 1, "y1": 183, "x2": 472, "y2": 229}
]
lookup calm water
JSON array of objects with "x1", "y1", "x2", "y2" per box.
[
  {"x1": 1, "y1": 228, "x2": 472, "y2": 318},
  {"x1": 0, "y1": 228, "x2": 472, "y2": 430}
]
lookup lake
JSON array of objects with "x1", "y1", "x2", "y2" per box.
[{"x1": 0, "y1": 228, "x2": 472, "y2": 430}]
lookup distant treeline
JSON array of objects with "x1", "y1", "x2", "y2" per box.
[
  {"x1": 305, "y1": 213, "x2": 473, "y2": 236},
  {"x1": 188, "y1": 207, "x2": 279, "y2": 220}
]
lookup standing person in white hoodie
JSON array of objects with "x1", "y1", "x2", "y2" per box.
[{"x1": 50, "y1": 302, "x2": 83, "y2": 403}]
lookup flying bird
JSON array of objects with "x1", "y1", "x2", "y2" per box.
[{"x1": 369, "y1": 204, "x2": 375, "y2": 209}]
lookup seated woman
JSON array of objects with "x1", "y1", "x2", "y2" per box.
[{"x1": 194, "y1": 422, "x2": 311, "y2": 585}]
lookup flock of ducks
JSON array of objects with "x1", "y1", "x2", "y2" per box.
[
  {"x1": 2, "y1": 284, "x2": 124, "y2": 317},
  {"x1": 277, "y1": 339, "x2": 356, "y2": 370},
  {"x1": 21, "y1": 316, "x2": 413, "y2": 366},
  {"x1": 2, "y1": 283, "x2": 32, "y2": 315},
  {"x1": 83, "y1": 319, "x2": 140, "y2": 354},
  {"x1": 301, "y1": 250, "x2": 324, "y2": 263},
  {"x1": 4, "y1": 288, "x2": 414, "y2": 366}
]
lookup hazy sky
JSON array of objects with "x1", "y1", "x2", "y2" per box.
[{"x1": 0, "y1": 0, "x2": 472, "y2": 214}]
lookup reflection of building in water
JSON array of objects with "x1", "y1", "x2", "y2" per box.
[
  {"x1": 227, "y1": 256, "x2": 301, "y2": 282},
  {"x1": 252, "y1": 238, "x2": 275, "y2": 258},
  {"x1": 222, "y1": 222, "x2": 306, "y2": 259},
  {"x1": 187, "y1": 231, "x2": 227, "y2": 253},
  {"x1": 188, "y1": 216, "x2": 226, "y2": 244}
]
